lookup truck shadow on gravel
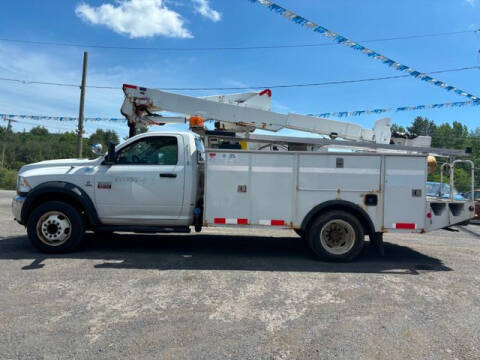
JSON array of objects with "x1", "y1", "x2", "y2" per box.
[{"x1": 0, "y1": 233, "x2": 452, "y2": 275}]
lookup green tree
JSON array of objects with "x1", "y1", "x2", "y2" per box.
[
  {"x1": 0, "y1": 168, "x2": 17, "y2": 190},
  {"x1": 391, "y1": 123, "x2": 406, "y2": 133},
  {"x1": 30, "y1": 126, "x2": 49, "y2": 136},
  {"x1": 407, "y1": 116, "x2": 437, "y2": 136},
  {"x1": 88, "y1": 129, "x2": 119, "y2": 150},
  {"x1": 431, "y1": 121, "x2": 468, "y2": 149}
]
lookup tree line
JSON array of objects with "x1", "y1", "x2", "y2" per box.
[
  {"x1": 0, "y1": 127, "x2": 119, "y2": 189},
  {"x1": 392, "y1": 117, "x2": 480, "y2": 193},
  {"x1": 0, "y1": 117, "x2": 479, "y2": 192}
]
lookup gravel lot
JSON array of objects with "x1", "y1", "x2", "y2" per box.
[{"x1": 0, "y1": 190, "x2": 479, "y2": 359}]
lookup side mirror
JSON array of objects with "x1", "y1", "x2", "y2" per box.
[
  {"x1": 105, "y1": 142, "x2": 116, "y2": 165},
  {"x1": 91, "y1": 143, "x2": 104, "y2": 156}
]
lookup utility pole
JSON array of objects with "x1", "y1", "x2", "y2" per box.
[{"x1": 76, "y1": 51, "x2": 88, "y2": 158}]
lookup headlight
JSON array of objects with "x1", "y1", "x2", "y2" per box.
[{"x1": 17, "y1": 176, "x2": 31, "y2": 194}]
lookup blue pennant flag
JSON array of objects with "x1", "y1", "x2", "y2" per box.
[{"x1": 249, "y1": 0, "x2": 479, "y2": 101}]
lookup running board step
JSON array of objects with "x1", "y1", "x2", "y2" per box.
[{"x1": 95, "y1": 226, "x2": 191, "y2": 234}]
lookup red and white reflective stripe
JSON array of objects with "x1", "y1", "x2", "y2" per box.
[
  {"x1": 393, "y1": 223, "x2": 416, "y2": 230},
  {"x1": 259, "y1": 219, "x2": 285, "y2": 226},
  {"x1": 214, "y1": 218, "x2": 248, "y2": 225},
  {"x1": 213, "y1": 218, "x2": 285, "y2": 226}
]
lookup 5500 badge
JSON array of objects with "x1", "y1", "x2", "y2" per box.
[{"x1": 97, "y1": 182, "x2": 112, "y2": 190}]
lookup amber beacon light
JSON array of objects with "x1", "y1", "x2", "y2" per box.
[{"x1": 189, "y1": 116, "x2": 204, "y2": 129}]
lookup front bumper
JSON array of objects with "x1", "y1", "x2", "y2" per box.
[{"x1": 12, "y1": 195, "x2": 26, "y2": 224}]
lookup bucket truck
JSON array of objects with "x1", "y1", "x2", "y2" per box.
[{"x1": 11, "y1": 84, "x2": 475, "y2": 262}]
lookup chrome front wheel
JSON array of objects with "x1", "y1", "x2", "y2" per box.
[
  {"x1": 36, "y1": 211, "x2": 72, "y2": 246},
  {"x1": 27, "y1": 201, "x2": 84, "y2": 253}
]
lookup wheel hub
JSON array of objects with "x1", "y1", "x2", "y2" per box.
[
  {"x1": 320, "y1": 219, "x2": 355, "y2": 255},
  {"x1": 36, "y1": 211, "x2": 72, "y2": 246},
  {"x1": 46, "y1": 223, "x2": 58, "y2": 234}
]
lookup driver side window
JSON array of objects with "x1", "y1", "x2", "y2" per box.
[{"x1": 116, "y1": 136, "x2": 178, "y2": 165}]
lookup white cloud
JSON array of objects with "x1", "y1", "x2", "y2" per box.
[
  {"x1": 465, "y1": 0, "x2": 476, "y2": 6},
  {"x1": 75, "y1": 0, "x2": 193, "y2": 39},
  {"x1": 192, "y1": 0, "x2": 221, "y2": 22}
]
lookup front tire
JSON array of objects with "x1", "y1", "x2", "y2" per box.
[
  {"x1": 307, "y1": 210, "x2": 364, "y2": 262},
  {"x1": 27, "y1": 201, "x2": 85, "y2": 253}
]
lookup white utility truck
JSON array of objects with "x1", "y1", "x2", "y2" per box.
[{"x1": 12, "y1": 84, "x2": 475, "y2": 261}]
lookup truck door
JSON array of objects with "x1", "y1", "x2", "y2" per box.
[
  {"x1": 94, "y1": 134, "x2": 185, "y2": 225},
  {"x1": 383, "y1": 156, "x2": 427, "y2": 231}
]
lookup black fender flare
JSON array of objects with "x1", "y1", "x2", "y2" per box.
[
  {"x1": 300, "y1": 200, "x2": 376, "y2": 238},
  {"x1": 21, "y1": 181, "x2": 100, "y2": 227}
]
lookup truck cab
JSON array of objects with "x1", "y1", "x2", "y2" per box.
[{"x1": 12, "y1": 131, "x2": 203, "y2": 253}]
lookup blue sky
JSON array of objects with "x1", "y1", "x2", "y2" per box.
[{"x1": 0, "y1": 0, "x2": 479, "y2": 137}]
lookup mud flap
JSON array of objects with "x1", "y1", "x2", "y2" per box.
[{"x1": 371, "y1": 232, "x2": 385, "y2": 256}]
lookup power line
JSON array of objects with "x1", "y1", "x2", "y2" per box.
[
  {"x1": 0, "y1": 78, "x2": 79, "y2": 88},
  {"x1": 0, "y1": 65, "x2": 479, "y2": 91},
  {"x1": 0, "y1": 30, "x2": 476, "y2": 52}
]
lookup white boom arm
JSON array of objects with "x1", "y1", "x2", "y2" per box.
[{"x1": 121, "y1": 84, "x2": 392, "y2": 144}]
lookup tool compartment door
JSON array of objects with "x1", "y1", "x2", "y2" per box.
[
  {"x1": 383, "y1": 156, "x2": 427, "y2": 231},
  {"x1": 204, "y1": 150, "x2": 295, "y2": 226},
  {"x1": 204, "y1": 151, "x2": 251, "y2": 224}
]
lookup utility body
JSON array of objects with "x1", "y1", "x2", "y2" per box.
[{"x1": 12, "y1": 85, "x2": 475, "y2": 261}]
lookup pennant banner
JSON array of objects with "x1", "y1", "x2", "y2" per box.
[
  {"x1": 0, "y1": 114, "x2": 125, "y2": 122},
  {"x1": 248, "y1": 0, "x2": 479, "y2": 101},
  {"x1": 311, "y1": 100, "x2": 480, "y2": 118},
  {"x1": 2, "y1": 99, "x2": 479, "y2": 124}
]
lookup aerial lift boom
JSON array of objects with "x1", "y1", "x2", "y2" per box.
[{"x1": 121, "y1": 84, "x2": 394, "y2": 144}]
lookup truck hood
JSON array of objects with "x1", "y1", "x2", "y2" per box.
[{"x1": 19, "y1": 158, "x2": 101, "y2": 173}]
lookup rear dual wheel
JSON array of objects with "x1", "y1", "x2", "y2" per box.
[{"x1": 307, "y1": 210, "x2": 364, "y2": 262}]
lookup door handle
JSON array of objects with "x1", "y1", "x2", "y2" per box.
[{"x1": 160, "y1": 173, "x2": 177, "y2": 178}]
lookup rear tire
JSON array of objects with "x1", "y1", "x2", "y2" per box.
[
  {"x1": 27, "y1": 201, "x2": 84, "y2": 253},
  {"x1": 307, "y1": 210, "x2": 364, "y2": 262}
]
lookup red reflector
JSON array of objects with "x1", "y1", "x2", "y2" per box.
[
  {"x1": 271, "y1": 220, "x2": 285, "y2": 226},
  {"x1": 237, "y1": 218, "x2": 248, "y2": 225},
  {"x1": 426, "y1": 212, "x2": 432, "y2": 219},
  {"x1": 123, "y1": 84, "x2": 137, "y2": 89},
  {"x1": 396, "y1": 223, "x2": 416, "y2": 229},
  {"x1": 214, "y1": 218, "x2": 226, "y2": 224},
  {"x1": 209, "y1": 153, "x2": 216, "y2": 157},
  {"x1": 259, "y1": 89, "x2": 272, "y2": 97}
]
